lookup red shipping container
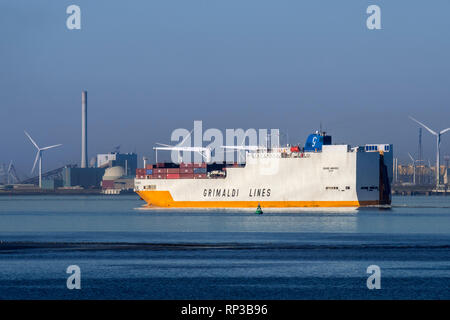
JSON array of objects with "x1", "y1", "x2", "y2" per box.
[
  {"x1": 146, "y1": 164, "x2": 154, "y2": 169},
  {"x1": 180, "y1": 173, "x2": 194, "y2": 179},
  {"x1": 180, "y1": 162, "x2": 194, "y2": 168},
  {"x1": 167, "y1": 173, "x2": 180, "y2": 179},
  {"x1": 153, "y1": 174, "x2": 166, "y2": 179},
  {"x1": 193, "y1": 163, "x2": 207, "y2": 168},
  {"x1": 102, "y1": 180, "x2": 115, "y2": 189},
  {"x1": 167, "y1": 168, "x2": 180, "y2": 174},
  {"x1": 194, "y1": 173, "x2": 207, "y2": 179},
  {"x1": 136, "y1": 169, "x2": 146, "y2": 174},
  {"x1": 179, "y1": 168, "x2": 194, "y2": 174},
  {"x1": 156, "y1": 163, "x2": 165, "y2": 168},
  {"x1": 153, "y1": 168, "x2": 167, "y2": 174}
]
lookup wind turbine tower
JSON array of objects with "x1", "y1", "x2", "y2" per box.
[
  {"x1": 25, "y1": 131, "x2": 62, "y2": 188},
  {"x1": 409, "y1": 116, "x2": 450, "y2": 189},
  {"x1": 418, "y1": 128, "x2": 422, "y2": 184},
  {"x1": 408, "y1": 153, "x2": 417, "y2": 185}
]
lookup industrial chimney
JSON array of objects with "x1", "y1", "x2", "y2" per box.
[
  {"x1": 143, "y1": 157, "x2": 148, "y2": 169},
  {"x1": 81, "y1": 90, "x2": 88, "y2": 168}
]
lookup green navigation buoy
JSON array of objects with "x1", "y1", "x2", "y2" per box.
[{"x1": 255, "y1": 203, "x2": 263, "y2": 215}]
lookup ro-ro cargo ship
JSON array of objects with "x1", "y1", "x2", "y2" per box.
[{"x1": 134, "y1": 131, "x2": 393, "y2": 208}]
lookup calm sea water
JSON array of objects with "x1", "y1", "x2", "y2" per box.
[{"x1": 0, "y1": 195, "x2": 449, "y2": 299}]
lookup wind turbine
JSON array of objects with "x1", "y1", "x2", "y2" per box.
[
  {"x1": 7, "y1": 161, "x2": 20, "y2": 184},
  {"x1": 408, "y1": 153, "x2": 417, "y2": 185},
  {"x1": 409, "y1": 117, "x2": 450, "y2": 189},
  {"x1": 25, "y1": 131, "x2": 62, "y2": 188}
]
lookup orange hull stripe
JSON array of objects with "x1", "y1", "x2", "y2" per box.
[{"x1": 136, "y1": 191, "x2": 379, "y2": 208}]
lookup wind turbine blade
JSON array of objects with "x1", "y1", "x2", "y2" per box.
[
  {"x1": 24, "y1": 131, "x2": 39, "y2": 149},
  {"x1": 439, "y1": 128, "x2": 450, "y2": 135},
  {"x1": 31, "y1": 151, "x2": 40, "y2": 174},
  {"x1": 155, "y1": 143, "x2": 172, "y2": 147},
  {"x1": 40, "y1": 144, "x2": 62, "y2": 151},
  {"x1": 409, "y1": 116, "x2": 437, "y2": 135}
]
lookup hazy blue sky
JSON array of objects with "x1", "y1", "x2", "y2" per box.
[{"x1": 1, "y1": 0, "x2": 450, "y2": 177}]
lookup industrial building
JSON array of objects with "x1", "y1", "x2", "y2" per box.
[
  {"x1": 101, "y1": 166, "x2": 134, "y2": 194},
  {"x1": 62, "y1": 167, "x2": 106, "y2": 189},
  {"x1": 394, "y1": 163, "x2": 449, "y2": 187},
  {"x1": 59, "y1": 91, "x2": 135, "y2": 190},
  {"x1": 41, "y1": 178, "x2": 63, "y2": 190},
  {"x1": 96, "y1": 152, "x2": 137, "y2": 176}
]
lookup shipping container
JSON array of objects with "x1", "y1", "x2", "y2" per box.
[
  {"x1": 167, "y1": 173, "x2": 180, "y2": 179},
  {"x1": 193, "y1": 168, "x2": 207, "y2": 174},
  {"x1": 146, "y1": 175, "x2": 153, "y2": 179},
  {"x1": 180, "y1": 162, "x2": 194, "y2": 168},
  {"x1": 194, "y1": 173, "x2": 207, "y2": 179},
  {"x1": 136, "y1": 169, "x2": 146, "y2": 175},
  {"x1": 193, "y1": 163, "x2": 207, "y2": 168},
  {"x1": 156, "y1": 163, "x2": 165, "y2": 168},
  {"x1": 146, "y1": 169, "x2": 153, "y2": 175},
  {"x1": 153, "y1": 174, "x2": 167, "y2": 179},
  {"x1": 179, "y1": 173, "x2": 194, "y2": 179},
  {"x1": 179, "y1": 168, "x2": 194, "y2": 174},
  {"x1": 153, "y1": 168, "x2": 167, "y2": 174},
  {"x1": 102, "y1": 180, "x2": 115, "y2": 189},
  {"x1": 146, "y1": 164, "x2": 154, "y2": 169},
  {"x1": 167, "y1": 168, "x2": 180, "y2": 174}
]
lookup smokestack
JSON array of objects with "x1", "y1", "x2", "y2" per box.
[
  {"x1": 81, "y1": 90, "x2": 88, "y2": 168},
  {"x1": 143, "y1": 157, "x2": 148, "y2": 169}
]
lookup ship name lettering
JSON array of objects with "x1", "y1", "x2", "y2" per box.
[
  {"x1": 248, "y1": 188, "x2": 271, "y2": 197},
  {"x1": 203, "y1": 188, "x2": 239, "y2": 197}
]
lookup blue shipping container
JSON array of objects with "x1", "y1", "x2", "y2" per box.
[
  {"x1": 146, "y1": 169, "x2": 153, "y2": 175},
  {"x1": 193, "y1": 168, "x2": 207, "y2": 174}
]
